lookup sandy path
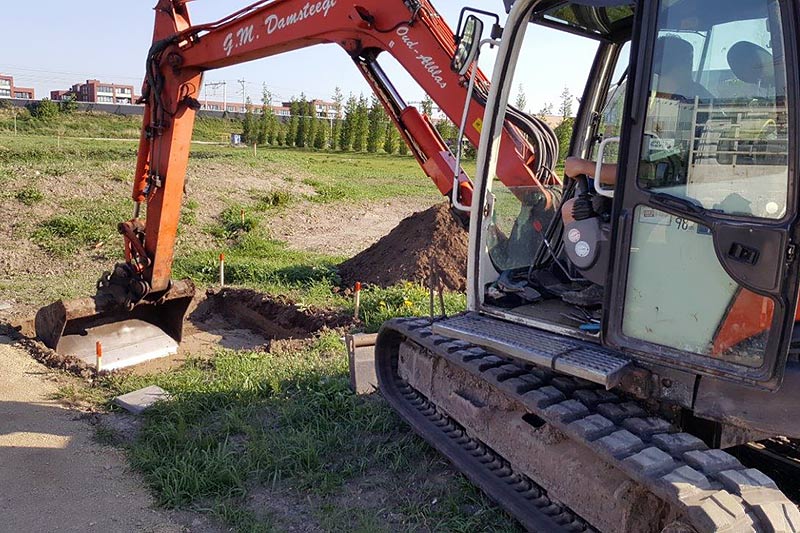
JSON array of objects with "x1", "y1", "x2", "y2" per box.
[{"x1": 0, "y1": 336, "x2": 185, "y2": 533}]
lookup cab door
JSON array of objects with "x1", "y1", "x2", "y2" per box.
[{"x1": 604, "y1": 0, "x2": 800, "y2": 389}]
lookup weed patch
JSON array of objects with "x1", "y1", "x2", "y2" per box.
[
  {"x1": 15, "y1": 186, "x2": 44, "y2": 206},
  {"x1": 214, "y1": 205, "x2": 259, "y2": 239},
  {"x1": 252, "y1": 190, "x2": 295, "y2": 211},
  {"x1": 181, "y1": 198, "x2": 199, "y2": 226},
  {"x1": 32, "y1": 199, "x2": 127, "y2": 256}
]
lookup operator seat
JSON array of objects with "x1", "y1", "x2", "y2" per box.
[
  {"x1": 652, "y1": 35, "x2": 713, "y2": 100},
  {"x1": 727, "y1": 40, "x2": 775, "y2": 89}
]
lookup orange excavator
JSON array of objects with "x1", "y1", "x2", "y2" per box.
[
  {"x1": 36, "y1": 0, "x2": 559, "y2": 368},
  {"x1": 37, "y1": 0, "x2": 800, "y2": 531}
]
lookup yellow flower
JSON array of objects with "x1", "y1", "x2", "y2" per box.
[{"x1": 403, "y1": 300, "x2": 413, "y2": 308}]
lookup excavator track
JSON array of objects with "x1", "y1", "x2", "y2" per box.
[{"x1": 375, "y1": 317, "x2": 800, "y2": 533}]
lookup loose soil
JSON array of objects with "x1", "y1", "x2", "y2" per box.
[
  {"x1": 197, "y1": 287, "x2": 352, "y2": 340},
  {"x1": 338, "y1": 202, "x2": 469, "y2": 291},
  {"x1": 270, "y1": 197, "x2": 439, "y2": 257}
]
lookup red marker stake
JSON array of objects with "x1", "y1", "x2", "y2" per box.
[
  {"x1": 95, "y1": 341, "x2": 103, "y2": 372},
  {"x1": 354, "y1": 282, "x2": 362, "y2": 320}
]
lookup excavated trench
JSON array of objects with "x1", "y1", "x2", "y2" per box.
[{"x1": 6, "y1": 288, "x2": 354, "y2": 377}]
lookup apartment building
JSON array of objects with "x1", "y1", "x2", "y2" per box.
[
  {"x1": 0, "y1": 74, "x2": 35, "y2": 99},
  {"x1": 51, "y1": 79, "x2": 136, "y2": 104}
]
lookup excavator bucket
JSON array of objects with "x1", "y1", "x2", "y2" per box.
[{"x1": 34, "y1": 279, "x2": 195, "y2": 371}]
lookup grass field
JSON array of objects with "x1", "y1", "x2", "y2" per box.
[
  {"x1": 0, "y1": 106, "x2": 241, "y2": 143},
  {"x1": 0, "y1": 112, "x2": 519, "y2": 531}
]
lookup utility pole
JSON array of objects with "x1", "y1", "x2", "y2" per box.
[
  {"x1": 238, "y1": 79, "x2": 247, "y2": 109},
  {"x1": 204, "y1": 81, "x2": 227, "y2": 112}
]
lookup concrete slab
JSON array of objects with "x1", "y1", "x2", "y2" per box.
[
  {"x1": 57, "y1": 318, "x2": 178, "y2": 371},
  {"x1": 346, "y1": 333, "x2": 378, "y2": 395},
  {"x1": 113, "y1": 385, "x2": 172, "y2": 414}
]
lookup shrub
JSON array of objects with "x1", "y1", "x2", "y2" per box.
[{"x1": 28, "y1": 99, "x2": 60, "y2": 120}]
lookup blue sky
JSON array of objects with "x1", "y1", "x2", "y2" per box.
[{"x1": 3, "y1": 2, "x2": 597, "y2": 113}]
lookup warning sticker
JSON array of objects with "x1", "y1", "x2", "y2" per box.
[
  {"x1": 648, "y1": 137, "x2": 675, "y2": 151},
  {"x1": 473, "y1": 118, "x2": 483, "y2": 133},
  {"x1": 638, "y1": 207, "x2": 672, "y2": 226},
  {"x1": 568, "y1": 228, "x2": 581, "y2": 243}
]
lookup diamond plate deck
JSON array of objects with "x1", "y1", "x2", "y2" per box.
[{"x1": 432, "y1": 312, "x2": 631, "y2": 388}]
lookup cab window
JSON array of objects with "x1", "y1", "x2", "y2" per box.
[{"x1": 638, "y1": 0, "x2": 789, "y2": 219}]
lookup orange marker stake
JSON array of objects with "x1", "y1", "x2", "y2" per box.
[
  {"x1": 354, "y1": 282, "x2": 362, "y2": 320},
  {"x1": 219, "y1": 253, "x2": 226, "y2": 287},
  {"x1": 95, "y1": 341, "x2": 103, "y2": 372}
]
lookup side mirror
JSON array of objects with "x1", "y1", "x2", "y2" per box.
[{"x1": 451, "y1": 15, "x2": 484, "y2": 77}]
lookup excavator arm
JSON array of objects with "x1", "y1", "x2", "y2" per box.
[{"x1": 127, "y1": 0, "x2": 560, "y2": 298}]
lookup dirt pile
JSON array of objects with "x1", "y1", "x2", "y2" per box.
[{"x1": 338, "y1": 203, "x2": 469, "y2": 291}]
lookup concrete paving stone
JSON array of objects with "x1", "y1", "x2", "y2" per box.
[{"x1": 113, "y1": 385, "x2": 172, "y2": 414}]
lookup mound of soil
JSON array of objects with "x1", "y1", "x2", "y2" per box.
[{"x1": 338, "y1": 203, "x2": 468, "y2": 291}]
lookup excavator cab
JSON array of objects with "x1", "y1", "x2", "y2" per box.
[{"x1": 455, "y1": 0, "x2": 800, "y2": 391}]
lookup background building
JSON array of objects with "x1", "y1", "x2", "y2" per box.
[
  {"x1": 51, "y1": 79, "x2": 136, "y2": 104},
  {"x1": 281, "y1": 99, "x2": 340, "y2": 120},
  {"x1": 0, "y1": 74, "x2": 35, "y2": 99}
]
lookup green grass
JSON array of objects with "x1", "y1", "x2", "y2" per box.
[
  {"x1": 251, "y1": 190, "x2": 296, "y2": 211},
  {"x1": 14, "y1": 186, "x2": 44, "y2": 205},
  {"x1": 31, "y1": 198, "x2": 128, "y2": 257},
  {"x1": 83, "y1": 334, "x2": 520, "y2": 532},
  {"x1": 0, "y1": 109, "x2": 242, "y2": 143}
]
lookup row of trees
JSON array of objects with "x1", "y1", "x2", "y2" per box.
[
  {"x1": 240, "y1": 86, "x2": 466, "y2": 156},
  {"x1": 241, "y1": 83, "x2": 576, "y2": 161},
  {"x1": 242, "y1": 86, "x2": 387, "y2": 154}
]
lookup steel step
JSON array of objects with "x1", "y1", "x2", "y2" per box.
[{"x1": 432, "y1": 312, "x2": 631, "y2": 388}]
